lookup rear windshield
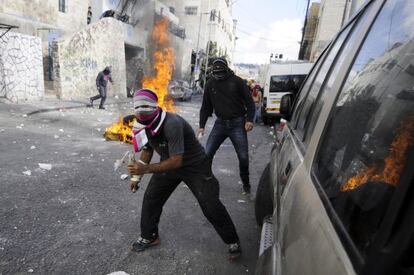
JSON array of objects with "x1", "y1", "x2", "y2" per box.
[{"x1": 269, "y1": 74, "x2": 306, "y2": 94}]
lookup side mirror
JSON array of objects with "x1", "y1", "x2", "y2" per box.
[{"x1": 279, "y1": 94, "x2": 293, "y2": 119}]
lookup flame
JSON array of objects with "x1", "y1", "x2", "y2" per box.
[
  {"x1": 104, "y1": 117, "x2": 134, "y2": 144},
  {"x1": 341, "y1": 115, "x2": 414, "y2": 192},
  {"x1": 142, "y1": 18, "x2": 176, "y2": 112}
]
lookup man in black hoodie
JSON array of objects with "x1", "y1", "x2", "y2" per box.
[
  {"x1": 198, "y1": 58, "x2": 255, "y2": 195},
  {"x1": 90, "y1": 66, "x2": 113, "y2": 109}
]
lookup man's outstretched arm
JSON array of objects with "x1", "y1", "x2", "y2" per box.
[{"x1": 128, "y1": 153, "x2": 183, "y2": 175}]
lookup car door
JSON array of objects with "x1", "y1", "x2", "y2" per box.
[{"x1": 276, "y1": 1, "x2": 384, "y2": 274}]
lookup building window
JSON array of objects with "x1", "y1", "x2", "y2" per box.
[
  {"x1": 169, "y1": 6, "x2": 175, "y2": 14},
  {"x1": 59, "y1": 0, "x2": 66, "y2": 12},
  {"x1": 184, "y1": 6, "x2": 198, "y2": 15},
  {"x1": 210, "y1": 9, "x2": 216, "y2": 21}
]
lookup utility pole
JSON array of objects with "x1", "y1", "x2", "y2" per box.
[
  {"x1": 192, "y1": 11, "x2": 209, "y2": 87},
  {"x1": 298, "y1": 0, "x2": 311, "y2": 60},
  {"x1": 202, "y1": 0, "x2": 211, "y2": 89}
]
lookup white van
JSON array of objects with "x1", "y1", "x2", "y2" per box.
[{"x1": 262, "y1": 62, "x2": 313, "y2": 124}]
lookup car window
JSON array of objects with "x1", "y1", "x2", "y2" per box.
[
  {"x1": 291, "y1": 56, "x2": 323, "y2": 126},
  {"x1": 303, "y1": 3, "x2": 376, "y2": 145},
  {"x1": 314, "y1": 0, "x2": 414, "y2": 260},
  {"x1": 294, "y1": 24, "x2": 352, "y2": 140}
]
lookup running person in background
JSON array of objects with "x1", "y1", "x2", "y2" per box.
[{"x1": 90, "y1": 66, "x2": 113, "y2": 109}]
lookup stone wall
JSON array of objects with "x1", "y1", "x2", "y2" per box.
[
  {"x1": 53, "y1": 18, "x2": 126, "y2": 99},
  {"x1": 0, "y1": 32, "x2": 44, "y2": 102}
]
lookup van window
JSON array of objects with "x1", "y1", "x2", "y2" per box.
[
  {"x1": 293, "y1": 23, "x2": 352, "y2": 140},
  {"x1": 314, "y1": 0, "x2": 414, "y2": 259},
  {"x1": 269, "y1": 74, "x2": 306, "y2": 95}
]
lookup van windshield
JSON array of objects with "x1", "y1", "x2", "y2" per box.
[{"x1": 269, "y1": 74, "x2": 306, "y2": 94}]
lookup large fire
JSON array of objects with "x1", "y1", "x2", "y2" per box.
[
  {"x1": 143, "y1": 18, "x2": 176, "y2": 112},
  {"x1": 104, "y1": 117, "x2": 134, "y2": 144},
  {"x1": 104, "y1": 18, "x2": 176, "y2": 143},
  {"x1": 341, "y1": 115, "x2": 414, "y2": 192}
]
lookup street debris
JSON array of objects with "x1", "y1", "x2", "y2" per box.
[
  {"x1": 22, "y1": 170, "x2": 32, "y2": 176},
  {"x1": 28, "y1": 269, "x2": 34, "y2": 273},
  {"x1": 30, "y1": 145, "x2": 36, "y2": 150},
  {"x1": 54, "y1": 135, "x2": 59, "y2": 139},
  {"x1": 114, "y1": 151, "x2": 130, "y2": 171},
  {"x1": 22, "y1": 114, "x2": 27, "y2": 117},
  {"x1": 120, "y1": 174, "x2": 129, "y2": 180},
  {"x1": 39, "y1": 163, "x2": 52, "y2": 170},
  {"x1": 59, "y1": 129, "x2": 64, "y2": 132},
  {"x1": 16, "y1": 124, "x2": 24, "y2": 129},
  {"x1": 106, "y1": 272, "x2": 130, "y2": 275},
  {"x1": 237, "y1": 200, "x2": 247, "y2": 203},
  {"x1": 0, "y1": 129, "x2": 4, "y2": 133}
]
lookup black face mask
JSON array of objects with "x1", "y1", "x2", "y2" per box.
[{"x1": 212, "y1": 65, "x2": 229, "y2": 80}]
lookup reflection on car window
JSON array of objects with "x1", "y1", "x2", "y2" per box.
[
  {"x1": 269, "y1": 75, "x2": 306, "y2": 94},
  {"x1": 315, "y1": 0, "x2": 414, "y2": 259},
  {"x1": 294, "y1": 22, "x2": 352, "y2": 139},
  {"x1": 303, "y1": 4, "x2": 375, "y2": 145}
]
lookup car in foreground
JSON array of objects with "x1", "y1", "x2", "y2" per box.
[{"x1": 254, "y1": 0, "x2": 414, "y2": 274}]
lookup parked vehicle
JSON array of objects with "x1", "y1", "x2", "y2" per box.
[
  {"x1": 255, "y1": 0, "x2": 414, "y2": 274},
  {"x1": 168, "y1": 80, "x2": 193, "y2": 101},
  {"x1": 261, "y1": 62, "x2": 313, "y2": 124}
]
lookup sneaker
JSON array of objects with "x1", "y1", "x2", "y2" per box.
[
  {"x1": 130, "y1": 236, "x2": 160, "y2": 252},
  {"x1": 98, "y1": 106, "x2": 106, "y2": 110},
  {"x1": 228, "y1": 242, "x2": 242, "y2": 260},
  {"x1": 242, "y1": 184, "x2": 251, "y2": 195}
]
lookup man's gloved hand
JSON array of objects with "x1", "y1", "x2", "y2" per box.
[{"x1": 245, "y1": 122, "x2": 254, "y2": 132}]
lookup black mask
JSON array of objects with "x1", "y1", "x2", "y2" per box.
[{"x1": 212, "y1": 64, "x2": 229, "y2": 80}]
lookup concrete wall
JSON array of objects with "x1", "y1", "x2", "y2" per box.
[
  {"x1": 0, "y1": 32, "x2": 44, "y2": 102},
  {"x1": 53, "y1": 18, "x2": 126, "y2": 99},
  {"x1": 310, "y1": 0, "x2": 348, "y2": 61},
  {"x1": 170, "y1": 34, "x2": 192, "y2": 80},
  {"x1": 0, "y1": 0, "x2": 89, "y2": 37},
  {"x1": 57, "y1": 0, "x2": 90, "y2": 35},
  {"x1": 302, "y1": 2, "x2": 320, "y2": 61}
]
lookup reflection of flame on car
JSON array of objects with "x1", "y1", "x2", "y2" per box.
[
  {"x1": 341, "y1": 114, "x2": 414, "y2": 192},
  {"x1": 104, "y1": 117, "x2": 134, "y2": 144}
]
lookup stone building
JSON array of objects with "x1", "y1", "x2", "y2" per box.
[
  {"x1": 298, "y1": 2, "x2": 320, "y2": 61},
  {"x1": 1, "y1": 0, "x2": 191, "y2": 101},
  {"x1": 159, "y1": 0, "x2": 237, "y2": 79},
  {"x1": 309, "y1": 0, "x2": 368, "y2": 62},
  {"x1": 0, "y1": 0, "x2": 89, "y2": 101}
]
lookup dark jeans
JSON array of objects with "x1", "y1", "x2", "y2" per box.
[
  {"x1": 140, "y1": 165, "x2": 239, "y2": 244},
  {"x1": 90, "y1": 85, "x2": 106, "y2": 108},
  {"x1": 205, "y1": 117, "x2": 250, "y2": 188}
]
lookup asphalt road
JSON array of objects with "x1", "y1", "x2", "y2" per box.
[{"x1": 0, "y1": 96, "x2": 275, "y2": 275}]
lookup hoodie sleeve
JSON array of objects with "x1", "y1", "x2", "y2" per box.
[
  {"x1": 240, "y1": 79, "x2": 255, "y2": 123},
  {"x1": 96, "y1": 72, "x2": 102, "y2": 87},
  {"x1": 199, "y1": 81, "x2": 214, "y2": 129}
]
